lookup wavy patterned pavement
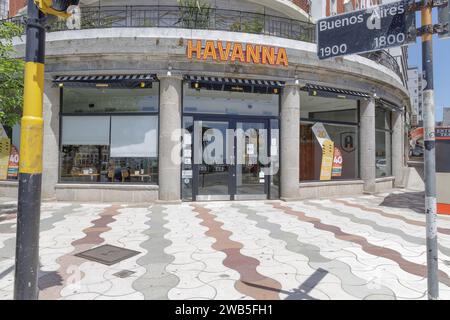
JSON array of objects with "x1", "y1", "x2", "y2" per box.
[
  {"x1": 231, "y1": 203, "x2": 395, "y2": 299},
  {"x1": 192, "y1": 204, "x2": 282, "y2": 300},
  {"x1": 1, "y1": 189, "x2": 450, "y2": 300},
  {"x1": 335, "y1": 199, "x2": 450, "y2": 235},
  {"x1": 132, "y1": 205, "x2": 179, "y2": 300},
  {"x1": 40, "y1": 204, "x2": 122, "y2": 300},
  {"x1": 272, "y1": 201, "x2": 450, "y2": 292},
  {"x1": 0, "y1": 203, "x2": 74, "y2": 299}
]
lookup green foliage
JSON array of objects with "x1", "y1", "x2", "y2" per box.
[
  {"x1": 230, "y1": 19, "x2": 264, "y2": 34},
  {"x1": 0, "y1": 22, "x2": 24, "y2": 127},
  {"x1": 177, "y1": 0, "x2": 211, "y2": 29}
]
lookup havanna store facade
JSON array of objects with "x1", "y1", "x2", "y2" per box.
[{"x1": 1, "y1": 1, "x2": 410, "y2": 202}]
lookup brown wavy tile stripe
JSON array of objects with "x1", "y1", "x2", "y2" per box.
[
  {"x1": 39, "y1": 205, "x2": 122, "y2": 300},
  {"x1": 0, "y1": 213, "x2": 17, "y2": 223},
  {"x1": 336, "y1": 199, "x2": 450, "y2": 235},
  {"x1": 191, "y1": 204, "x2": 282, "y2": 300},
  {"x1": 272, "y1": 203, "x2": 450, "y2": 287}
]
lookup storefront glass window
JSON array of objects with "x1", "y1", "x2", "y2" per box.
[
  {"x1": 62, "y1": 86, "x2": 159, "y2": 113},
  {"x1": 60, "y1": 87, "x2": 159, "y2": 184},
  {"x1": 184, "y1": 84, "x2": 279, "y2": 116},
  {"x1": 300, "y1": 92, "x2": 359, "y2": 182},
  {"x1": 376, "y1": 107, "x2": 392, "y2": 178}
]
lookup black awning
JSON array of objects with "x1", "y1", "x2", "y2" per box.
[
  {"x1": 302, "y1": 84, "x2": 371, "y2": 100},
  {"x1": 377, "y1": 98, "x2": 403, "y2": 112},
  {"x1": 185, "y1": 75, "x2": 284, "y2": 94},
  {"x1": 53, "y1": 74, "x2": 158, "y2": 88}
]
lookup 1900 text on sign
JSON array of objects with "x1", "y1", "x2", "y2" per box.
[{"x1": 317, "y1": 1, "x2": 416, "y2": 60}]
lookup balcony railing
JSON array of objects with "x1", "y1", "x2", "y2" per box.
[{"x1": 2, "y1": 5, "x2": 403, "y2": 80}]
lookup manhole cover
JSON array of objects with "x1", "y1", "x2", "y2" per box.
[
  {"x1": 113, "y1": 270, "x2": 136, "y2": 278},
  {"x1": 75, "y1": 244, "x2": 140, "y2": 266}
]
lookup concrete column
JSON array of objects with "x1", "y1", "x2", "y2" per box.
[
  {"x1": 392, "y1": 110, "x2": 404, "y2": 187},
  {"x1": 360, "y1": 98, "x2": 376, "y2": 193},
  {"x1": 42, "y1": 80, "x2": 60, "y2": 200},
  {"x1": 158, "y1": 75, "x2": 183, "y2": 203},
  {"x1": 280, "y1": 84, "x2": 300, "y2": 200}
]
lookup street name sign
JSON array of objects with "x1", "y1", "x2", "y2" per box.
[{"x1": 317, "y1": 1, "x2": 416, "y2": 59}]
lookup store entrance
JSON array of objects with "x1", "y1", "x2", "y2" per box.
[{"x1": 183, "y1": 116, "x2": 278, "y2": 201}]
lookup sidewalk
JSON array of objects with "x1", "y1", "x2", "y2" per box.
[
  {"x1": 1, "y1": 189, "x2": 450, "y2": 300},
  {"x1": 0, "y1": 198, "x2": 17, "y2": 215}
]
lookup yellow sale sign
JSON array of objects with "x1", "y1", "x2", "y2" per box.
[
  {"x1": 0, "y1": 134, "x2": 11, "y2": 180},
  {"x1": 320, "y1": 139, "x2": 334, "y2": 181}
]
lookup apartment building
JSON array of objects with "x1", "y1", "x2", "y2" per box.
[
  {"x1": 407, "y1": 67, "x2": 424, "y2": 127},
  {"x1": 7, "y1": 0, "x2": 24, "y2": 17},
  {"x1": 310, "y1": 0, "x2": 381, "y2": 17},
  {"x1": 0, "y1": 0, "x2": 9, "y2": 19},
  {"x1": 443, "y1": 107, "x2": 450, "y2": 126}
]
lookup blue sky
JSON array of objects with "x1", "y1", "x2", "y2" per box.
[{"x1": 407, "y1": 10, "x2": 450, "y2": 121}]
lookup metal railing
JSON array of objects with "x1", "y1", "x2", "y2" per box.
[
  {"x1": 2, "y1": 5, "x2": 404, "y2": 80},
  {"x1": 40, "y1": 5, "x2": 317, "y2": 42},
  {"x1": 360, "y1": 50, "x2": 404, "y2": 84}
]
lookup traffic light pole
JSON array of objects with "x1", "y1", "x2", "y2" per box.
[
  {"x1": 13, "y1": 0, "x2": 46, "y2": 300},
  {"x1": 421, "y1": 0, "x2": 439, "y2": 300}
]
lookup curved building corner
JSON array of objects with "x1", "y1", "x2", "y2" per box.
[{"x1": 0, "y1": 0, "x2": 411, "y2": 202}]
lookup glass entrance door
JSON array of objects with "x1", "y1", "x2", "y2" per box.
[
  {"x1": 194, "y1": 120, "x2": 232, "y2": 201},
  {"x1": 188, "y1": 117, "x2": 277, "y2": 201},
  {"x1": 234, "y1": 121, "x2": 269, "y2": 200}
]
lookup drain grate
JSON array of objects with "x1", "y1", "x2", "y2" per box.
[
  {"x1": 75, "y1": 244, "x2": 140, "y2": 266},
  {"x1": 113, "y1": 270, "x2": 136, "y2": 279}
]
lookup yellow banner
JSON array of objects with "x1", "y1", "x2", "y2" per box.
[
  {"x1": 0, "y1": 137, "x2": 11, "y2": 181},
  {"x1": 320, "y1": 139, "x2": 334, "y2": 181}
]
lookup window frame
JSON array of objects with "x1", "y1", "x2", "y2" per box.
[
  {"x1": 299, "y1": 98, "x2": 361, "y2": 183},
  {"x1": 58, "y1": 84, "x2": 160, "y2": 185},
  {"x1": 375, "y1": 105, "x2": 394, "y2": 178}
]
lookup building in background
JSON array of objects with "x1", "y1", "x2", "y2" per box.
[
  {"x1": 436, "y1": 126, "x2": 450, "y2": 215},
  {"x1": 310, "y1": 0, "x2": 381, "y2": 17},
  {"x1": 0, "y1": 0, "x2": 9, "y2": 19},
  {"x1": 7, "y1": 0, "x2": 25, "y2": 17},
  {"x1": 291, "y1": 0, "x2": 311, "y2": 13},
  {"x1": 443, "y1": 107, "x2": 450, "y2": 126},
  {"x1": 407, "y1": 67, "x2": 424, "y2": 127}
]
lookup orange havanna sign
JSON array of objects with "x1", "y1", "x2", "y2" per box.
[{"x1": 187, "y1": 40, "x2": 289, "y2": 67}]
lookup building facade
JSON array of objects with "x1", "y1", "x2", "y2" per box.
[
  {"x1": 7, "y1": 0, "x2": 24, "y2": 17},
  {"x1": 0, "y1": 0, "x2": 410, "y2": 202},
  {"x1": 407, "y1": 67, "x2": 423, "y2": 127},
  {"x1": 310, "y1": 0, "x2": 382, "y2": 17},
  {"x1": 443, "y1": 107, "x2": 450, "y2": 126},
  {"x1": 0, "y1": 0, "x2": 9, "y2": 19}
]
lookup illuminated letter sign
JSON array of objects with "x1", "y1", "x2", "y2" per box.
[{"x1": 186, "y1": 40, "x2": 289, "y2": 67}]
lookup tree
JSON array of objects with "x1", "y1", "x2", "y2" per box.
[{"x1": 0, "y1": 21, "x2": 24, "y2": 128}]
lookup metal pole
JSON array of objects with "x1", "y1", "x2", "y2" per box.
[
  {"x1": 13, "y1": 0, "x2": 45, "y2": 300},
  {"x1": 421, "y1": 0, "x2": 439, "y2": 300}
]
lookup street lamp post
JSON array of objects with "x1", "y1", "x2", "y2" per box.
[
  {"x1": 13, "y1": 0, "x2": 46, "y2": 301},
  {"x1": 13, "y1": 0, "x2": 79, "y2": 300}
]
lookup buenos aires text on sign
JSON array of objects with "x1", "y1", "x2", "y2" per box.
[{"x1": 317, "y1": 1, "x2": 415, "y2": 59}]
